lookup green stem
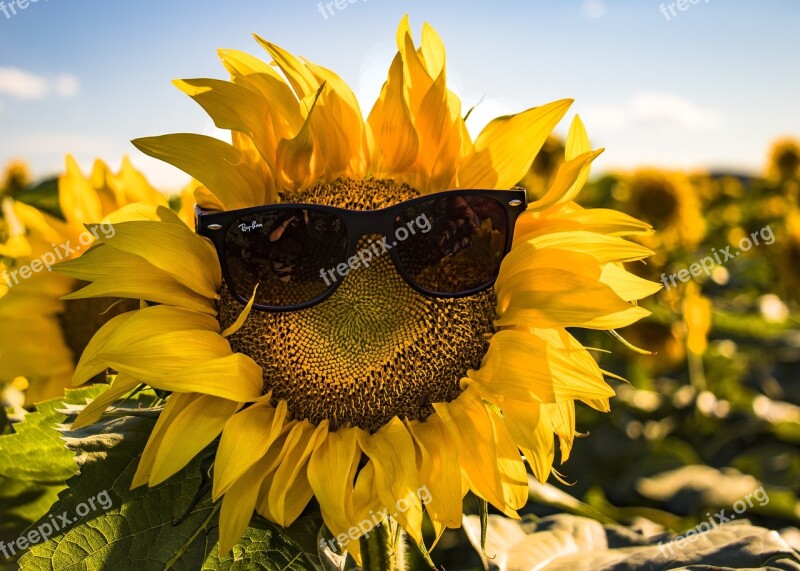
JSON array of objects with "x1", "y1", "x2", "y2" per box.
[
  {"x1": 164, "y1": 503, "x2": 220, "y2": 570},
  {"x1": 359, "y1": 519, "x2": 406, "y2": 571}
]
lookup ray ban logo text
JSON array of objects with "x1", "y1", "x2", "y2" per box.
[{"x1": 238, "y1": 221, "x2": 264, "y2": 233}]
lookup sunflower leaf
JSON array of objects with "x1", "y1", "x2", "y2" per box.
[
  {"x1": 0, "y1": 385, "x2": 153, "y2": 561},
  {"x1": 17, "y1": 408, "x2": 320, "y2": 570},
  {"x1": 0, "y1": 385, "x2": 107, "y2": 483}
]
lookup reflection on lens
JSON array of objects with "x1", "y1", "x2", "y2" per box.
[
  {"x1": 394, "y1": 195, "x2": 508, "y2": 294},
  {"x1": 224, "y1": 208, "x2": 347, "y2": 307}
]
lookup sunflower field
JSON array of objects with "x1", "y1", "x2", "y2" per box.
[{"x1": 1, "y1": 7, "x2": 799, "y2": 571}]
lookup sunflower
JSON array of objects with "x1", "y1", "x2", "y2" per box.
[
  {"x1": 766, "y1": 137, "x2": 800, "y2": 184},
  {"x1": 776, "y1": 208, "x2": 800, "y2": 303},
  {"x1": 0, "y1": 156, "x2": 167, "y2": 405},
  {"x1": 64, "y1": 18, "x2": 659, "y2": 562},
  {"x1": 614, "y1": 168, "x2": 705, "y2": 253},
  {"x1": 1, "y1": 159, "x2": 31, "y2": 197}
]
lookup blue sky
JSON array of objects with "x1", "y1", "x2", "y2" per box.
[{"x1": 1, "y1": 0, "x2": 798, "y2": 190}]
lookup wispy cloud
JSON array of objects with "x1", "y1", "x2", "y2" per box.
[
  {"x1": 583, "y1": 91, "x2": 723, "y2": 132},
  {"x1": 5, "y1": 132, "x2": 119, "y2": 157},
  {"x1": 0, "y1": 67, "x2": 81, "y2": 100},
  {"x1": 581, "y1": 0, "x2": 606, "y2": 19}
]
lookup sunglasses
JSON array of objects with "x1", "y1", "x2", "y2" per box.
[{"x1": 195, "y1": 188, "x2": 527, "y2": 311}]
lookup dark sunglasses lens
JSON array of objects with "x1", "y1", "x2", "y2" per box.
[
  {"x1": 393, "y1": 194, "x2": 509, "y2": 294},
  {"x1": 223, "y1": 208, "x2": 347, "y2": 307}
]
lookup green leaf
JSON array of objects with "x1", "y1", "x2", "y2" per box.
[
  {"x1": 0, "y1": 478, "x2": 62, "y2": 546},
  {"x1": 0, "y1": 386, "x2": 129, "y2": 551},
  {"x1": 18, "y1": 404, "x2": 319, "y2": 570},
  {"x1": 14, "y1": 177, "x2": 62, "y2": 220},
  {"x1": 0, "y1": 385, "x2": 107, "y2": 483},
  {"x1": 201, "y1": 519, "x2": 323, "y2": 571}
]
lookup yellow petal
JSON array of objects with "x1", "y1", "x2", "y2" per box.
[
  {"x1": 71, "y1": 373, "x2": 141, "y2": 429},
  {"x1": 59, "y1": 244, "x2": 215, "y2": 315},
  {"x1": 524, "y1": 230, "x2": 654, "y2": 264},
  {"x1": 275, "y1": 86, "x2": 323, "y2": 192},
  {"x1": 600, "y1": 263, "x2": 662, "y2": 302},
  {"x1": 150, "y1": 395, "x2": 240, "y2": 486},
  {"x1": 7, "y1": 200, "x2": 66, "y2": 244},
  {"x1": 307, "y1": 427, "x2": 362, "y2": 542},
  {"x1": 132, "y1": 135, "x2": 265, "y2": 209},
  {"x1": 152, "y1": 354, "x2": 263, "y2": 402},
  {"x1": 254, "y1": 36, "x2": 318, "y2": 99},
  {"x1": 101, "y1": 202, "x2": 170, "y2": 224},
  {"x1": 213, "y1": 399, "x2": 287, "y2": 500},
  {"x1": 132, "y1": 392, "x2": 197, "y2": 488},
  {"x1": 407, "y1": 417, "x2": 462, "y2": 544},
  {"x1": 546, "y1": 400, "x2": 576, "y2": 462},
  {"x1": 412, "y1": 70, "x2": 462, "y2": 191},
  {"x1": 358, "y1": 418, "x2": 424, "y2": 544},
  {"x1": 367, "y1": 53, "x2": 419, "y2": 177},
  {"x1": 396, "y1": 18, "x2": 434, "y2": 116},
  {"x1": 498, "y1": 398, "x2": 542, "y2": 453},
  {"x1": 496, "y1": 279, "x2": 651, "y2": 329},
  {"x1": 268, "y1": 420, "x2": 329, "y2": 527},
  {"x1": 305, "y1": 60, "x2": 367, "y2": 178},
  {"x1": 496, "y1": 248, "x2": 601, "y2": 297},
  {"x1": 115, "y1": 156, "x2": 169, "y2": 208},
  {"x1": 59, "y1": 155, "x2": 102, "y2": 231},
  {"x1": 218, "y1": 458, "x2": 265, "y2": 555},
  {"x1": 433, "y1": 386, "x2": 519, "y2": 518},
  {"x1": 94, "y1": 207, "x2": 221, "y2": 299},
  {"x1": 486, "y1": 401, "x2": 529, "y2": 511},
  {"x1": 351, "y1": 460, "x2": 384, "y2": 529},
  {"x1": 516, "y1": 207, "x2": 653, "y2": 240},
  {"x1": 469, "y1": 329, "x2": 614, "y2": 402},
  {"x1": 419, "y1": 22, "x2": 446, "y2": 79},
  {"x1": 74, "y1": 306, "x2": 263, "y2": 402},
  {"x1": 458, "y1": 99, "x2": 572, "y2": 189},
  {"x1": 218, "y1": 47, "x2": 303, "y2": 144},
  {"x1": 562, "y1": 115, "x2": 592, "y2": 200},
  {"x1": 174, "y1": 78, "x2": 277, "y2": 174},
  {"x1": 529, "y1": 149, "x2": 604, "y2": 212},
  {"x1": 221, "y1": 285, "x2": 258, "y2": 337}
]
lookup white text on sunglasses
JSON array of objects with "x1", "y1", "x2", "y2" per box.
[{"x1": 319, "y1": 213, "x2": 432, "y2": 286}]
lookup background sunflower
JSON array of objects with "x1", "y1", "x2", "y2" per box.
[{"x1": 0, "y1": 156, "x2": 168, "y2": 405}]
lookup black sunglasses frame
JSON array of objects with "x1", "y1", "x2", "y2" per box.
[{"x1": 195, "y1": 188, "x2": 528, "y2": 312}]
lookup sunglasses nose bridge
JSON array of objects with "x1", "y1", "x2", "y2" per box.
[{"x1": 345, "y1": 210, "x2": 394, "y2": 256}]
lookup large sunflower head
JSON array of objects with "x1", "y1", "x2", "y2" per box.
[
  {"x1": 0, "y1": 156, "x2": 167, "y2": 404},
  {"x1": 64, "y1": 18, "x2": 660, "y2": 560}
]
